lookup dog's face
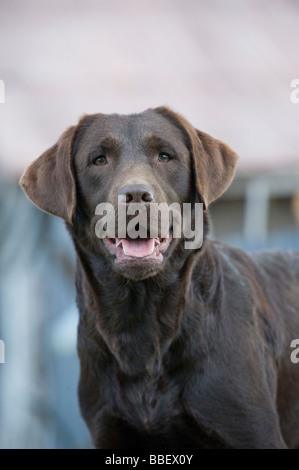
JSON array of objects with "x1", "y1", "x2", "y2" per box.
[
  {"x1": 20, "y1": 106, "x2": 238, "y2": 280},
  {"x1": 73, "y1": 109, "x2": 193, "y2": 279}
]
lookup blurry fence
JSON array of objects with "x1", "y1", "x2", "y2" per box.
[
  {"x1": 210, "y1": 171, "x2": 299, "y2": 251},
  {"x1": 0, "y1": 177, "x2": 90, "y2": 449}
]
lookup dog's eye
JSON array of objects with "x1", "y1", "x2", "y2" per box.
[
  {"x1": 93, "y1": 155, "x2": 107, "y2": 166},
  {"x1": 158, "y1": 153, "x2": 171, "y2": 163}
]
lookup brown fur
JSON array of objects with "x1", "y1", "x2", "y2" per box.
[{"x1": 20, "y1": 107, "x2": 299, "y2": 449}]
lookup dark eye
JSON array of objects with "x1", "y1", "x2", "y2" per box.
[
  {"x1": 158, "y1": 153, "x2": 171, "y2": 163},
  {"x1": 93, "y1": 155, "x2": 107, "y2": 166}
]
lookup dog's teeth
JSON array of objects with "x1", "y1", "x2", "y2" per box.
[{"x1": 154, "y1": 239, "x2": 160, "y2": 246}]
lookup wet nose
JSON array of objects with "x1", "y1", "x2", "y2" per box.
[{"x1": 118, "y1": 184, "x2": 155, "y2": 205}]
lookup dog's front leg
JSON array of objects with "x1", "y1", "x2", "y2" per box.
[{"x1": 185, "y1": 401, "x2": 287, "y2": 449}]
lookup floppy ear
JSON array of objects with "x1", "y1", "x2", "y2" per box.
[
  {"x1": 154, "y1": 106, "x2": 238, "y2": 210},
  {"x1": 19, "y1": 126, "x2": 77, "y2": 223},
  {"x1": 193, "y1": 129, "x2": 239, "y2": 210}
]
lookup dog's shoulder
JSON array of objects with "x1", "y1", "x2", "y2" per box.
[
  {"x1": 209, "y1": 239, "x2": 299, "y2": 281},
  {"x1": 247, "y1": 249, "x2": 299, "y2": 285}
]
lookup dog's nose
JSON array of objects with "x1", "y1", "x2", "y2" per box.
[{"x1": 118, "y1": 185, "x2": 155, "y2": 205}]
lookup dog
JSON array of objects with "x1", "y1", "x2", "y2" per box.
[{"x1": 20, "y1": 106, "x2": 299, "y2": 449}]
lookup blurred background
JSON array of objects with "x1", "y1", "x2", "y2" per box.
[{"x1": 0, "y1": 0, "x2": 299, "y2": 449}]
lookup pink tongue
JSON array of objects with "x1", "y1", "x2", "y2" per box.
[{"x1": 121, "y1": 238, "x2": 154, "y2": 258}]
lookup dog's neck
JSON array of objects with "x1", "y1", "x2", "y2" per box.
[{"x1": 69, "y1": 222, "x2": 216, "y2": 375}]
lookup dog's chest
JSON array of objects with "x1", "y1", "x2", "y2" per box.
[{"x1": 114, "y1": 370, "x2": 181, "y2": 433}]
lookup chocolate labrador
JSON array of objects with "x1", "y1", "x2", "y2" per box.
[{"x1": 20, "y1": 106, "x2": 299, "y2": 449}]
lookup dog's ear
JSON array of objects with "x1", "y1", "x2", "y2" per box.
[
  {"x1": 154, "y1": 107, "x2": 238, "y2": 210},
  {"x1": 19, "y1": 126, "x2": 77, "y2": 223},
  {"x1": 192, "y1": 129, "x2": 239, "y2": 210}
]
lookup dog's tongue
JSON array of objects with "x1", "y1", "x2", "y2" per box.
[{"x1": 121, "y1": 238, "x2": 154, "y2": 258}]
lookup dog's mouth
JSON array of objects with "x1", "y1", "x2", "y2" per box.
[{"x1": 103, "y1": 233, "x2": 172, "y2": 263}]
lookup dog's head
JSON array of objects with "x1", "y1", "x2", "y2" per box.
[{"x1": 20, "y1": 107, "x2": 238, "y2": 280}]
